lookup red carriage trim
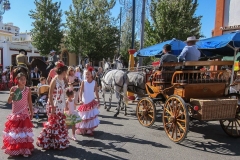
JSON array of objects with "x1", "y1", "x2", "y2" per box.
[{"x1": 77, "y1": 100, "x2": 99, "y2": 112}]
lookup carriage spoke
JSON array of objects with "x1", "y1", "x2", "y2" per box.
[
  {"x1": 176, "y1": 112, "x2": 184, "y2": 119},
  {"x1": 235, "y1": 121, "x2": 239, "y2": 135},
  {"x1": 171, "y1": 123, "x2": 176, "y2": 138},
  {"x1": 167, "y1": 123, "x2": 173, "y2": 134},
  {"x1": 148, "y1": 114, "x2": 153, "y2": 119},
  {"x1": 177, "y1": 119, "x2": 186, "y2": 123},
  {"x1": 165, "y1": 108, "x2": 173, "y2": 116},
  {"x1": 177, "y1": 122, "x2": 186, "y2": 132}
]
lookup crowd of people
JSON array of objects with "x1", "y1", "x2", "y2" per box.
[
  {"x1": 2, "y1": 59, "x2": 103, "y2": 157},
  {"x1": 1, "y1": 35, "x2": 202, "y2": 157}
]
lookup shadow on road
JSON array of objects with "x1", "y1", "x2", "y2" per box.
[
  {"x1": 0, "y1": 101, "x2": 11, "y2": 110},
  {"x1": 180, "y1": 120, "x2": 240, "y2": 156},
  {"x1": 77, "y1": 131, "x2": 171, "y2": 159},
  {"x1": 33, "y1": 145, "x2": 120, "y2": 160}
]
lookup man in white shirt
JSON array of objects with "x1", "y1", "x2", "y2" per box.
[{"x1": 83, "y1": 63, "x2": 90, "y2": 80}]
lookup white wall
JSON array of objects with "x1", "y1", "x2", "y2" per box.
[
  {"x1": 224, "y1": 0, "x2": 240, "y2": 27},
  {"x1": 1, "y1": 42, "x2": 40, "y2": 68}
]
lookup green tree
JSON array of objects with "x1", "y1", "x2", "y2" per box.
[
  {"x1": 29, "y1": 0, "x2": 63, "y2": 55},
  {"x1": 64, "y1": 0, "x2": 118, "y2": 61},
  {"x1": 145, "y1": 0, "x2": 203, "y2": 47}
]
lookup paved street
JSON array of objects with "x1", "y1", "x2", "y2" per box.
[{"x1": 0, "y1": 90, "x2": 240, "y2": 160}]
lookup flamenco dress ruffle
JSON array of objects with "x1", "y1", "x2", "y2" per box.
[
  {"x1": 2, "y1": 113, "x2": 34, "y2": 156},
  {"x1": 76, "y1": 100, "x2": 100, "y2": 133},
  {"x1": 36, "y1": 112, "x2": 69, "y2": 150}
]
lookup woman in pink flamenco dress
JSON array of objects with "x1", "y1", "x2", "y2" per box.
[
  {"x1": 76, "y1": 67, "x2": 100, "y2": 136},
  {"x1": 36, "y1": 61, "x2": 70, "y2": 150},
  {"x1": 2, "y1": 73, "x2": 34, "y2": 157}
]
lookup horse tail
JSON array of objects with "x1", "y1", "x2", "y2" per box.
[{"x1": 123, "y1": 71, "x2": 129, "y2": 104}]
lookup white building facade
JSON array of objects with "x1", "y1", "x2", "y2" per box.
[{"x1": 0, "y1": 21, "x2": 42, "y2": 69}]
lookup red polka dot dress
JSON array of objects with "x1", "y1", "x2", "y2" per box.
[
  {"x1": 36, "y1": 78, "x2": 69, "y2": 150},
  {"x1": 2, "y1": 86, "x2": 34, "y2": 156}
]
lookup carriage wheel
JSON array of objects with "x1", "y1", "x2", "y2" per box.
[
  {"x1": 136, "y1": 97, "x2": 156, "y2": 127},
  {"x1": 163, "y1": 95, "x2": 189, "y2": 143},
  {"x1": 220, "y1": 93, "x2": 240, "y2": 137}
]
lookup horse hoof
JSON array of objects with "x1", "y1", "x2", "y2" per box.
[
  {"x1": 124, "y1": 113, "x2": 127, "y2": 116},
  {"x1": 115, "y1": 107, "x2": 118, "y2": 110},
  {"x1": 104, "y1": 105, "x2": 107, "y2": 109},
  {"x1": 107, "y1": 108, "x2": 110, "y2": 111},
  {"x1": 114, "y1": 114, "x2": 118, "y2": 117},
  {"x1": 121, "y1": 107, "x2": 124, "y2": 111}
]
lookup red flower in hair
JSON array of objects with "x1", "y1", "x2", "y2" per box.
[
  {"x1": 88, "y1": 67, "x2": 93, "y2": 72},
  {"x1": 14, "y1": 77, "x2": 18, "y2": 85},
  {"x1": 56, "y1": 61, "x2": 65, "y2": 68}
]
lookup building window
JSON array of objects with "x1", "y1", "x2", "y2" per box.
[{"x1": 62, "y1": 52, "x2": 69, "y2": 66}]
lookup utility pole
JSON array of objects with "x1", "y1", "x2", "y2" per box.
[
  {"x1": 138, "y1": 0, "x2": 146, "y2": 66},
  {"x1": 131, "y1": 0, "x2": 136, "y2": 49},
  {"x1": 118, "y1": 7, "x2": 122, "y2": 58}
]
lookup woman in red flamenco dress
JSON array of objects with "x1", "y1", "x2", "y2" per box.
[
  {"x1": 2, "y1": 73, "x2": 34, "y2": 157},
  {"x1": 36, "y1": 62, "x2": 70, "y2": 150}
]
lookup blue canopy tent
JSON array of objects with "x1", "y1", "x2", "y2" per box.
[
  {"x1": 196, "y1": 31, "x2": 240, "y2": 84},
  {"x1": 134, "y1": 38, "x2": 186, "y2": 57},
  {"x1": 197, "y1": 31, "x2": 240, "y2": 56}
]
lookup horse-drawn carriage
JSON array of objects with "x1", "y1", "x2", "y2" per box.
[{"x1": 136, "y1": 60, "x2": 240, "y2": 143}]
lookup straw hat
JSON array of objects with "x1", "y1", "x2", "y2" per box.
[{"x1": 185, "y1": 36, "x2": 198, "y2": 42}]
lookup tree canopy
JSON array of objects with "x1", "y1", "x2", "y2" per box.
[
  {"x1": 64, "y1": 0, "x2": 119, "y2": 61},
  {"x1": 29, "y1": 0, "x2": 63, "y2": 55},
  {"x1": 145, "y1": 0, "x2": 203, "y2": 47}
]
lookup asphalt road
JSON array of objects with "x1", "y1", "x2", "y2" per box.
[{"x1": 0, "y1": 90, "x2": 239, "y2": 160}]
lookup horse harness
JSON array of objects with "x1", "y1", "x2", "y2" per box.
[{"x1": 127, "y1": 72, "x2": 146, "y2": 93}]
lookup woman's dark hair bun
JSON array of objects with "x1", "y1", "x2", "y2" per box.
[{"x1": 56, "y1": 65, "x2": 68, "y2": 74}]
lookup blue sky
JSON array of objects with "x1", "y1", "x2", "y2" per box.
[{"x1": 2, "y1": 0, "x2": 216, "y2": 38}]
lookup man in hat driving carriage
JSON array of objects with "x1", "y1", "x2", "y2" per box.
[
  {"x1": 46, "y1": 50, "x2": 58, "y2": 71},
  {"x1": 16, "y1": 49, "x2": 31, "y2": 84},
  {"x1": 16, "y1": 49, "x2": 30, "y2": 70}
]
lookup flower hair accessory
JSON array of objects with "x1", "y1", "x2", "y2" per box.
[
  {"x1": 88, "y1": 67, "x2": 93, "y2": 72},
  {"x1": 14, "y1": 77, "x2": 18, "y2": 84},
  {"x1": 56, "y1": 61, "x2": 65, "y2": 68}
]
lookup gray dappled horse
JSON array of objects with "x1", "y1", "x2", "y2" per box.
[
  {"x1": 101, "y1": 55, "x2": 129, "y2": 117},
  {"x1": 127, "y1": 71, "x2": 146, "y2": 99},
  {"x1": 101, "y1": 70, "x2": 129, "y2": 117}
]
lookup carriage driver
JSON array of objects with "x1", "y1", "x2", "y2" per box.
[
  {"x1": 16, "y1": 49, "x2": 30, "y2": 70},
  {"x1": 46, "y1": 50, "x2": 58, "y2": 70}
]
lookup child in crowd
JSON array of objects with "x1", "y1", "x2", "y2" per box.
[
  {"x1": 64, "y1": 88, "x2": 81, "y2": 141},
  {"x1": 37, "y1": 77, "x2": 47, "y2": 87},
  {"x1": 2, "y1": 73, "x2": 34, "y2": 157},
  {"x1": 37, "y1": 77, "x2": 48, "y2": 103},
  {"x1": 67, "y1": 67, "x2": 81, "y2": 104},
  {"x1": 76, "y1": 67, "x2": 100, "y2": 136},
  {"x1": 74, "y1": 67, "x2": 82, "y2": 82}
]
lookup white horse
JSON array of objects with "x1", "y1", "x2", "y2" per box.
[{"x1": 101, "y1": 69, "x2": 129, "y2": 117}]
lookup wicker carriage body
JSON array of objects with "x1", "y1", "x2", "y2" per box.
[{"x1": 190, "y1": 98, "x2": 237, "y2": 121}]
